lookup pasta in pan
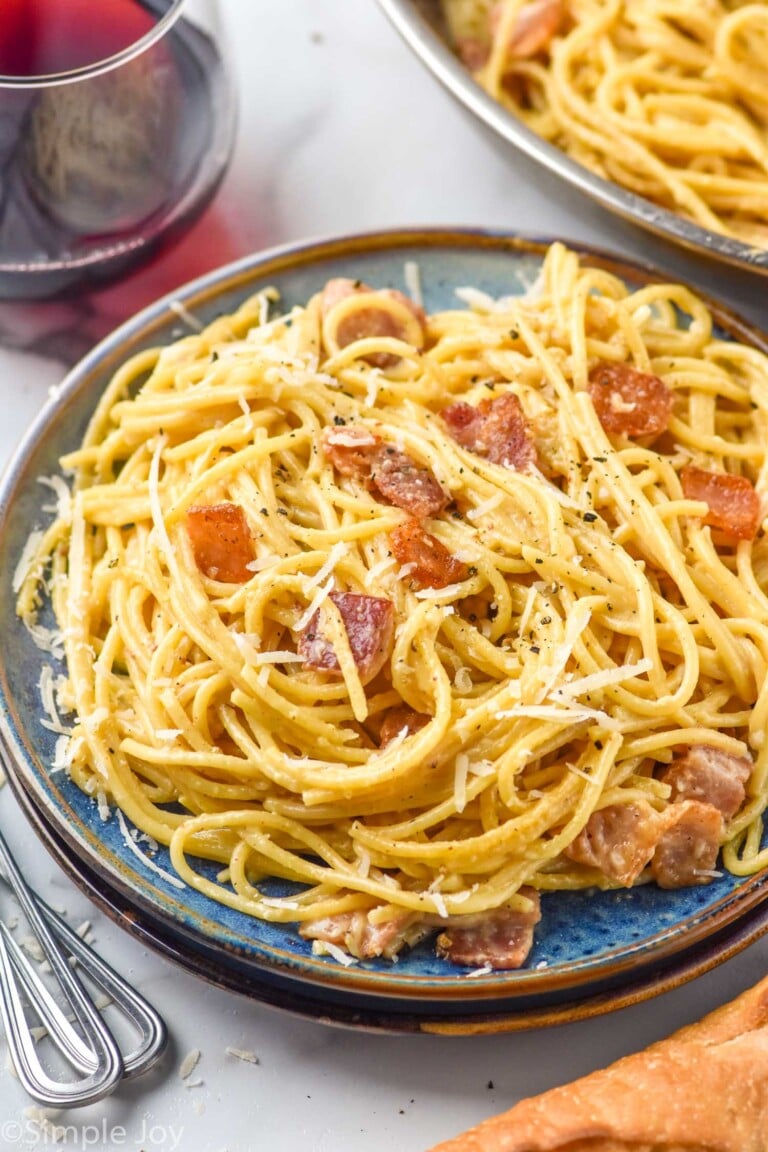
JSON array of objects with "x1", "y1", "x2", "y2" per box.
[
  {"x1": 17, "y1": 242, "x2": 768, "y2": 968},
  {"x1": 440, "y1": 0, "x2": 768, "y2": 247}
]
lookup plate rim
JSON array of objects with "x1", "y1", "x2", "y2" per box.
[
  {"x1": 377, "y1": 0, "x2": 768, "y2": 276},
  {"x1": 8, "y1": 760, "x2": 768, "y2": 1034},
  {"x1": 2, "y1": 225, "x2": 768, "y2": 1013}
]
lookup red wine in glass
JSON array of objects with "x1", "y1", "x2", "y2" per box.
[{"x1": 0, "y1": 0, "x2": 237, "y2": 299}]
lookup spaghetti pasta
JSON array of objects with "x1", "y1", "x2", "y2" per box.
[
  {"x1": 440, "y1": 0, "x2": 768, "y2": 247},
  {"x1": 17, "y1": 242, "x2": 768, "y2": 968}
]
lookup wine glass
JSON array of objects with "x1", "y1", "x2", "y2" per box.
[{"x1": 0, "y1": 0, "x2": 237, "y2": 300}]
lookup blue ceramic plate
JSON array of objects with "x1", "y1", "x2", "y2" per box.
[{"x1": 2, "y1": 229, "x2": 768, "y2": 1031}]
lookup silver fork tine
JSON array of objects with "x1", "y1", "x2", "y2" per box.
[
  {"x1": 36, "y1": 897, "x2": 167, "y2": 1078},
  {"x1": 0, "y1": 829, "x2": 124, "y2": 1105}
]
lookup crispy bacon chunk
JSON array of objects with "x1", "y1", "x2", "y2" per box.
[
  {"x1": 321, "y1": 425, "x2": 380, "y2": 479},
  {"x1": 370, "y1": 445, "x2": 449, "y2": 518},
  {"x1": 390, "y1": 519, "x2": 468, "y2": 589},
  {"x1": 186, "y1": 503, "x2": 255, "y2": 583},
  {"x1": 456, "y1": 0, "x2": 562, "y2": 69},
  {"x1": 651, "y1": 800, "x2": 724, "y2": 889},
  {"x1": 492, "y1": 0, "x2": 563, "y2": 57},
  {"x1": 565, "y1": 801, "x2": 662, "y2": 887},
  {"x1": 322, "y1": 426, "x2": 448, "y2": 518},
  {"x1": 436, "y1": 889, "x2": 541, "y2": 970},
  {"x1": 300, "y1": 910, "x2": 425, "y2": 960},
  {"x1": 442, "y1": 392, "x2": 538, "y2": 472},
  {"x1": 587, "y1": 361, "x2": 673, "y2": 438},
  {"x1": 379, "y1": 706, "x2": 431, "y2": 747},
  {"x1": 681, "y1": 464, "x2": 761, "y2": 540},
  {"x1": 320, "y1": 278, "x2": 426, "y2": 369},
  {"x1": 659, "y1": 745, "x2": 751, "y2": 821},
  {"x1": 455, "y1": 35, "x2": 490, "y2": 70},
  {"x1": 298, "y1": 591, "x2": 394, "y2": 684}
]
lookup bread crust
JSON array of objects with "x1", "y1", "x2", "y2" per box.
[{"x1": 429, "y1": 977, "x2": 768, "y2": 1152}]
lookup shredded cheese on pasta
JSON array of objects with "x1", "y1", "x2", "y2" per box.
[{"x1": 16, "y1": 242, "x2": 768, "y2": 958}]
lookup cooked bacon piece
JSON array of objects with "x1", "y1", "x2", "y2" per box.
[
  {"x1": 436, "y1": 889, "x2": 541, "y2": 970},
  {"x1": 390, "y1": 519, "x2": 468, "y2": 589},
  {"x1": 565, "y1": 801, "x2": 662, "y2": 886},
  {"x1": 320, "y1": 277, "x2": 426, "y2": 369},
  {"x1": 321, "y1": 425, "x2": 380, "y2": 479},
  {"x1": 659, "y1": 745, "x2": 751, "y2": 821},
  {"x1": 455, "y1": 35, "x2": 490, "y2": 70},
  {"x1": 651, "y1": 800, "x2": 723, "y2": 889},
  {"x1": 300, "y1": 910, "x2": 424, "y2": 960},
  {"x1": 322, "y1": 426, "x2": 447, "y2": 517},
  {"x1": 379, "y1": 706, "x2": 430, "y2": 747},
  {"x1": 587, "y1": 361, "x2": 673, "y2": 438},
  {"x1": 491, "y1": 0, "x2": 563, "y2": 58},
  {"x1": 371, "y1": 445, "x2": 448, "y2": 518},
  {"x1": 443, "y1": 401, "x2": 483, "y2": 447},
  {"x1": 681, "y1": 464, "x2": 762, "y2": 540},
  {"x1": 186, "y1": 503, "x2": 255, "y2": 583},
  {"x1": 298, "y1": 591, "x2": 394, "y2": 684},
  {"x1": 442, "y1": 392, "x2": 538, "y2": 471},
  {"x1": 456, "y1": 0, "x2": 562, "y2": 69}
]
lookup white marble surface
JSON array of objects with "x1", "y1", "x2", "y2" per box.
[{"x1": 0, "y1": 2, "x2": 767, "y2": 1149}]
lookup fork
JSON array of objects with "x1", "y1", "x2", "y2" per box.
[{"x1": 0, "y1": 828, "x2": 167, "y2": 1107}]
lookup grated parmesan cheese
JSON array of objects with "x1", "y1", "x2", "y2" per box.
[
  {"x1": 414, "y1": 581, "x2": 467, "y2": 600},
  {"x1": 468, "y1": 759, "x2": 495, "y2": 777},
  {"x1": 364, "y1": 555, "x2": 397, "y2": 588},
  {"x1": 179, "y1": 1048, "x2": 201, "y2": 1079},
  {"x1": 148, "y1": 435, "x2": 173, "y2": 559},
  {"x1": 454, "y1": 752, "x2": 470, "y2": 813},
  {"x1": 303, "y1": 541, "x2": 347, "y2": 594},
  {"x1": 466, "y1": 492, "x2": 503, "y2": 521},
  {"x1": 609, "y1": 392, "x2": 636, "y2": 413},
  {"x1": 38, "y1": 665, "x2": 72, "y2": 736},
  {"x1": 566, "y1": 761, "x2": 595, "y2": 784},
  {"x1": 365, "y1": 369, "x2": 384, "y2": 408},
  {"x1": 553, "y1": 658, "x2": 653, "y2": 700},
  {"x1": 245, "y1": 555, "x2": 280, "y2": 573},
  {"x1": 26, "y1": 621, "x2": 65, "y2": 660},
  {"x1": 294, "y1": 576, "x2": 336, "y2": 633},
  {"x1": 12, "y1": 530, "x2": 44, "y2": 593},
  {"x1": 430, "y1": 892, "x2": 449, "y2": 919},
  {"x1": 116, "y1": 810, "x2": 186, "y2": 889},
  {"x1": 251, "y1": 649, "x2": 305, "y2": 666},
  {"x1": 356, "y1": 848, "x2": 371, "y2": 878},
  {"x1": 225, "y1": 1047, "x2": 260, "y2": 1064},
  {"x1": 534, "y1": 601, "x2": 593, "y2": 702},
  {"x1": 96, "y1": 790, "x2": 111, "y2": 822},
  {"x1": 38, "y1": 474, "x2": 72, "y2": 521},
  {"x1": 231, "y1": 632, "x2": 263, "y2": 665},
  {"x1": 168, "y1": 299, "x2": 204, "y2": 332},
  {"x1": 324, "y1": 428, "x2": 377, "y2": 448},
  {"x1": 312, "y1": 940, "x2": 357, "y2": 966},
  {"x1": 455, "y1": 286, "x2": 513, "y2": 313},
  {"x1": 404, "y1": 260, "x2": 424, "y2": 308},
  {"x1": 496, "y1": 703, "x2": 621, "y2": 732}
]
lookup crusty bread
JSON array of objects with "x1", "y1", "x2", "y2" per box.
[{"x1": 429, "y1": 977, "x2": 768, "y2": 1152}]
